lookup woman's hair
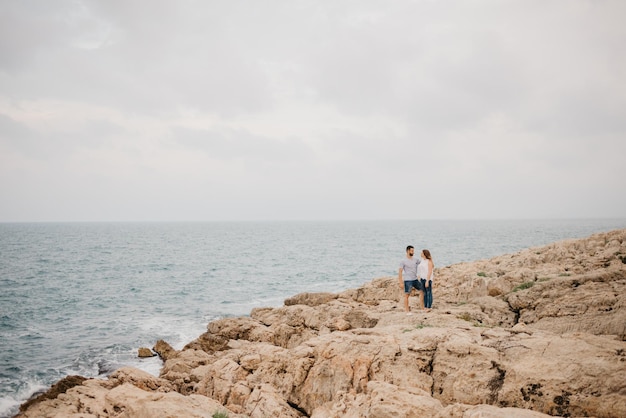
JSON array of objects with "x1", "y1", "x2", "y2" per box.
[{"x1": 422, "y1": 249, "x2": 432, "y2": 260}]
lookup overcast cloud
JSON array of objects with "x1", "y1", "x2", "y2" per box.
[{"x1": 1, "y1": 0, "x2": 625, "y2": 222}]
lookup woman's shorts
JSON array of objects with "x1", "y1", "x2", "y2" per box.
[{"x1": 404, "y1": 279, "x2": 423, "y2": 294}]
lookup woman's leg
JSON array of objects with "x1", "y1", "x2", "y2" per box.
[{"x1": 425, "y1": 280, "x2": 433, "y2": 308}]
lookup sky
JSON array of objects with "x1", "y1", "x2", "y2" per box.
[{"x1": 1, "y1": 0, "x2": 625, "y2": 222}]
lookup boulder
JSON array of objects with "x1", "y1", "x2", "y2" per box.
[
  {"x1": 153, "y1": 339, "x2": 177, "y2": 360},
  {"x1": 137, "y1": 347, "x2": 155, "y2": 358},
  {"x1": 284, "y1": 292, "x2": 337, "y2": 306}
]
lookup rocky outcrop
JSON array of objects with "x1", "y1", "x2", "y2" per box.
[
  {"x1": 18, "y1": 229, "x2": 626, "y2": 418},
  {"x1": 18, "y1": 375, "x2": 87, "y2": 414},
  {"x1": 434, "y1": 228, "x2": 626, "y2": 339},
  {"x1": 137, "y1": 347, "x2": 155, "y2": 358}
]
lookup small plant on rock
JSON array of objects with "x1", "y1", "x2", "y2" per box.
[
  {"x1": 512, "y1": 282, "x2": 534, "y2": 292},
  {"x1": 458, "y1": 312, "x2": 473, "y2": 322},
  {"x1": 403, "y1": 323, "x2": 432, "y2": 332},
  {"x1": 213, "y1": 411, "x2": 229, "y2": 418}
]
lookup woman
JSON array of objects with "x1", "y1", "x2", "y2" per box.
[{"x1": 418, "y1": 249, "x2": 434, "y2": 311}]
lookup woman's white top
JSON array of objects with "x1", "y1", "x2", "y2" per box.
[{"x1": 418, "y1": 258, "x2": 434, "y2": 281}]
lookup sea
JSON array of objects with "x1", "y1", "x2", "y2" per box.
[{"x1": 1, "y1": 219, "x2": 626, "y2": 417}]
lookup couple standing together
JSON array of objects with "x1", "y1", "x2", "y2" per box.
[{"x1": 398, "y1": 245, "x2": 434, "y2": 314}]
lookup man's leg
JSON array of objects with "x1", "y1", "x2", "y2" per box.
[
  {"x1": 419, "y1": 279, "x2": 426, "y2": 309},
  {"x1": 403, "y1": 293, "x2": 410, "y2": 312}
]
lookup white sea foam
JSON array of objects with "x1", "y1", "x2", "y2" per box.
[
  {"x1": 122, "y1": 355, "x2": 163, "y2": 377},
  {"x1": 0, "y1": 380, "x2": 48, "y2": 418},
  {"x1": 135, "y1": 315, "x2": 210, "y2": 350},
  {"x1": 0, "y1": 397, "x2": 19, "y2": 418}
]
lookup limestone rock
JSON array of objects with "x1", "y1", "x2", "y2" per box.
[
  {"x1": 437, "y1": 403, "x2": 554, "y2": 417},
  {"x1": 137, "y1": 347, "x2": 155, "y2": 358},
  {"x1": 19, "y1": 229, "x2": 626, "y2": 418},
  {"x1": 311, "y1": 381, "x2": 445, "y2": 418},
  {"x1": 153, "y1": 339, "x2": 177, "y2": 360},
  {"x1": 284, "y1": 292, "x2": 337, "y2": 306},
  {"x1": 104, "y1": 383, "x2": 246, "y2": 418},
  {"x1": 18, "y1": 375, "x2": 87, "y2": 414},
  {"x1": 110, "y1": 367, "x2": 174, "y2": 392}
]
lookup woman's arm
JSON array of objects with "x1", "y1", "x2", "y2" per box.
[{"x1": 428, "y1": 260, "x2": 433, "y2": 280}]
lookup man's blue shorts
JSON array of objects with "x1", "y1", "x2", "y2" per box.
[{"x1": 404, "y1": 279, "x2": 423, "y2": 294}]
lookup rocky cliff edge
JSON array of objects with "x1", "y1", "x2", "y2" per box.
[{"x1": 17, "y1": 229, "x2": 626, "y2": 417}]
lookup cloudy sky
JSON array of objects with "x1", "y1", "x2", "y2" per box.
[{"x1": 1, "y1": 0, "x2": 625, "y2": 222}]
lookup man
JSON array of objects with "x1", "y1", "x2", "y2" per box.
[{"x1": 398, "y1": 245, "x2": 424, "y2": 314}]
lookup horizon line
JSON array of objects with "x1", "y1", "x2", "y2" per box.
[{"x1": 2, "y1": 217, "x2": 626, "y2": 224}]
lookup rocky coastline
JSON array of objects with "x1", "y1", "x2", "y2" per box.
[{"x1": 17, "y1": 229, "x2": 626, "y2": 417}]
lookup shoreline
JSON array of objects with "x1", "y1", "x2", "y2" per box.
[{"x1": 15, "y1": 228, "x2": 626, "y2": 417}]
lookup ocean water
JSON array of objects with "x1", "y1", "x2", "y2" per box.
[{"x1": 1, "y1": 219, "x2": 626, "y2": 417}]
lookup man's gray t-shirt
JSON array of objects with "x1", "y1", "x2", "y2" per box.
[{"x1": 399, "y1": 257, "x2": 421, "y2": 281}]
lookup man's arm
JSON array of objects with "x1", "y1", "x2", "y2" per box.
[{"x1": 398, "y1": 267, "x2": 403, "y2": 288}]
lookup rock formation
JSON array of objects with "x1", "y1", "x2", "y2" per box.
[
  {"x1": 17, "y1": 229, "x2": 626, "y2": 417},
  {"x1": 137, "y1": 347, "x2": 155, "y2": 358}
]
